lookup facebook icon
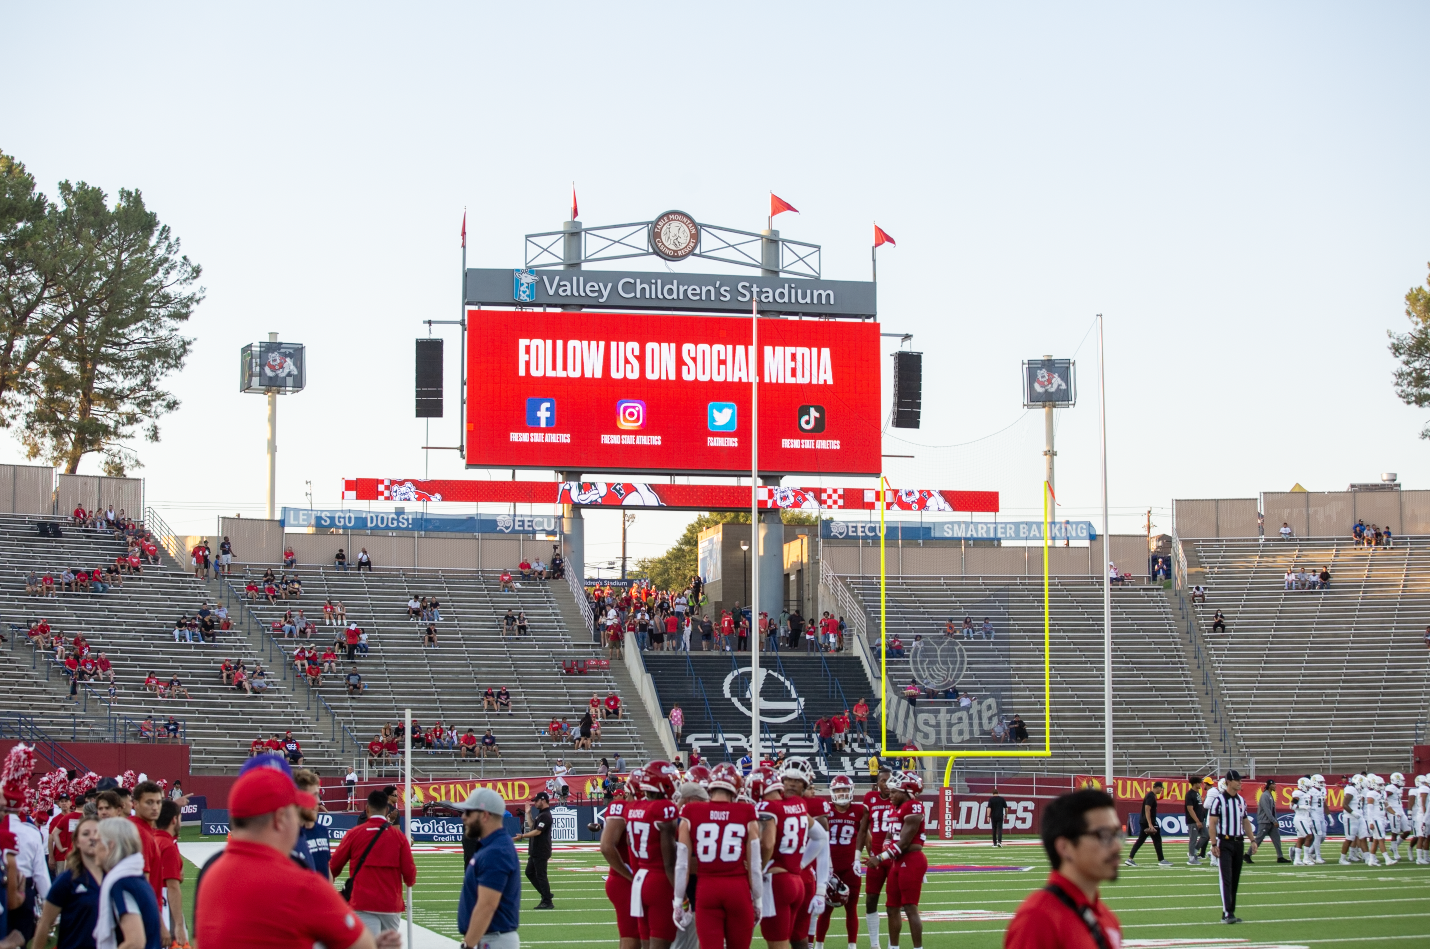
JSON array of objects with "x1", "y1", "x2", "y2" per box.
[{"x1": 525, "y1": 398, "x2": 556, "y2": 428}]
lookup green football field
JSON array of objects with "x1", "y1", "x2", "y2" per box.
[{"x1": 398, "y1": 837, "x2": 1430, "y2": 948}]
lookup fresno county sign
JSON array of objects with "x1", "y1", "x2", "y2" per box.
[{"x1": 466, "y1": 268, "x2": 876, "y2": 318}]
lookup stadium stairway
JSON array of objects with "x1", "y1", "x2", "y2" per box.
[
  {"x1": 833, "y1": 574, "x2": 1219, "y2": 776},
  {"x1": 1186, "y1": 535, "x2": 1430, "y2": 773},
  {"x1": 641, "y1": 652, "x2": 878, "y2": 771},
  {"x1": 223, "y1": 562, "x2": 653, "y2": 779},
  {"x1": 0, "y1": 513, "x2": 339, "y2": 774}
]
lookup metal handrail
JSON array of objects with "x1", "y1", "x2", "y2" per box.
[
  {"x1": 142, "y1": 506, "x2": 185, "y2": 566},
  {"x1": 0, "y1": 714, "x2": 89, "y2": 771},
  {"x1": 689, "y1": 676, "x2": 730, "y2": 764}
]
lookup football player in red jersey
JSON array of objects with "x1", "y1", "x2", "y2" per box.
[
  {"x1": 859, "y1": 768, "x2": 894, "y2": 949},
  {"x1": 817, "y1": 775, "x2": 867, "y2": 949},
  {"x1": 781, "y1": 757, "x2": 830, "y2": 949},
  {"x1": 673, "y1": 763, "x2": 762, "y2": 949},
  {"x1": 870, "y1": 773, "x2": 927, "y2": 949},
  {"x1": 601, "y1": 768, "x2": 644, "y2": 949},
  {"x1": 751, "y1": 765, "x2": 809, "y2": 949},
  {"x1": 627, "y1": 761, "x2": 682, "y2": 949}
]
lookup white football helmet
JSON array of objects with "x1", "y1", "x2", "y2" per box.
[
  {"x1": 829, "y1": 774, "x2": 855, "y2": 805},
  {"x1": 1416, "y1": 775, "x2": 1429, "y2": 788},
  {"x1": 1390, "y1": 773, "x2": 1405, "y2": 787},
  {"x1": 1352, "y1": 774, "x2": 1365, "y2": 787},
  {"x1": 1296, "y1": 777, "x2": 1311, "y2": 791},
  {"x1": 779, "y1": 756, "x2": 817, "y2": 791},
  {"x1": 1367, "y1": 774, "x2": 1383, "y2": 787},
  {"x1": 1311, "y1": 773, "x2": 1325, "y2": 787}
]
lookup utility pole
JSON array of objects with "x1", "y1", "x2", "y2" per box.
[
  {"x1": 266, "y1": 332, "x2": 278, "y2": 520},
  {"x1": 620, "y1": 512, "x2": 636, "y2": 579}
]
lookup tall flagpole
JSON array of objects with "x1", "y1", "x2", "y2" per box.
[
  {"x1": 1098, "y1": 315, "x2": 1113, "y2": 788},
  {"x1": 750, "y1": 294, "x2": 760, "y2": 759}
]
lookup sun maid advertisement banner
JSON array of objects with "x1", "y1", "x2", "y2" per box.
[
  {"x1": 466, "y1": 310, "x2": 882, "y2": 476},
  {"x1": 355, "y1": 773, "x2": 609, "y2": 805}
]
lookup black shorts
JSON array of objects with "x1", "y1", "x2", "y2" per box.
[{"x1": 651, "y1": 632, "x2": 664, "y2": 645}]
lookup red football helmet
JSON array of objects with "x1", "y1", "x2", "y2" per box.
[
  {"x1": 746, "y1": 766, "x2": 779, "y2": 800},
  {"x1": 826, "y1": 874, "x2": 852, "y2": 907},
  {"x1": 616, "y1": 768, "x2": 644, "y2": 800},
  {"x1": 829, "y1": 774, "x2": 856, "y2": 805},
  {"x1": 708, "y1": 763, "x2": 744, "y2": 795},
  {"x1": 686, "y1": 764, "x2": 713, "y2": 787},
  {"x1": 640, "y1": 760, "x2": 680, "y2": 798},
  {"x1": 896, "y1": 771, "x2": 923, "y2": 796}
]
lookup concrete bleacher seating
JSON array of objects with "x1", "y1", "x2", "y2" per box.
[
  {"x1": 1187, "y1": 535, "x2": 1430, "y2": 773},
  {"x1": 227, "y1": 562, "x2": 654, "y2": 778},
  {"x1": 0, "y1": 513, "x2": 335, "y2": 774},
  {"x1": 837, "y1": 575, "x2": 1218, "y2": 775}
]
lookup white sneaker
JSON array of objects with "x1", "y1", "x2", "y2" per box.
[
  {"x1": 1365, "y1": 855, "x2": 1379, "y2": 866},
  {"x1": 1338, "y1": 856, "x2": 1352, "y2": 865},
  {"x1": 1385, "y1": 857, "x2": 1398, "y2": 866},
  {"x1": 1314, "y1": 856, "x2": 1325, "y2": 864}
]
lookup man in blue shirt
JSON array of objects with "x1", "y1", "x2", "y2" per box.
[{"x1": 453, "y1": 788, "x2": 521, "y2": 949}]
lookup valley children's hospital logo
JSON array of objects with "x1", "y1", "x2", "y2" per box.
[{"x1": 513, "y1": 269, "x2": 538, "y2": 303}]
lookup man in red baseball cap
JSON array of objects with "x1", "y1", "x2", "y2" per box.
[{"x1": 195, "y1": 768, "x2": 398, "y2": 949}]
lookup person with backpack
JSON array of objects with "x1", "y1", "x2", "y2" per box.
[{"x1": 330, "y1": 790, "x2": 417, "y2": 937}]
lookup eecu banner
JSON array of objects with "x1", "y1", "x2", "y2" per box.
[
  {"x1": 939, "y1": 791, "x2": 1046, "y2": 838},
  {"x1": 823, "y1": 520, "x2": 1096, "y2": 541},
  {"x1": 282, "y1": 507, "x2": 558, "y2": 535}
]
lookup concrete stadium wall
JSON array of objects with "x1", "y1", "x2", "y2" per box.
[
  {"x1": 1177, "y1": 490, "x2": 1428, "y2": 539},
  {"x1": 0, "y1": 740, "x2": 189, "y2": 783},
  {"x1": 823, "y1": 534, "x2": 1149, "y2": 577},
  {"x1": 56, "y1": 474, "x2": 142, "y2": 517},
  {"x1": 0, "y1": 464, "x2": 54, "y2": 514}
]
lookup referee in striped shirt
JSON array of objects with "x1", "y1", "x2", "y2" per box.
[{"x1": 1207, "y1": 769, "x2": 1257, "y2": 923}]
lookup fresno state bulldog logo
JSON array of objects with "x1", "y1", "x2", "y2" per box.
[
  {"x1": 1033, "y1": 368, "x2": 1067, "y2": 394},
  {"x1": 263, "y1": 350, "x2": 298, "y2": 380},
  {"x1": 770, "y1": 486, "x2": 819, "y2": 511},
  {"x1": 895, "y1": 489, "x2": 953, "y2": 513},
  {"x1": 388, "y1": 481, "x2": 443, "y2": 502}
]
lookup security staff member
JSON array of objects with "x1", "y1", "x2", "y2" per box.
[
  {"x1": 1125, "y1": 781, "x2": 1170, "y2": 867},
  {"x1": 1207, "y1": 769, "x2": 1256, "y2": 923},
  {"x1": 515, "y1": 793, "x2": 554, "y2": 909},
  {"x1": 454, "y1": 788, "x2": 522, "y2": 949}
]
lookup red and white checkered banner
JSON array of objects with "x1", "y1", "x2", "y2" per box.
[{"x1": 342, "y1": 478, "x2": 998, "y2": 513}]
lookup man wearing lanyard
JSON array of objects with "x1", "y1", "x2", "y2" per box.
[
  {"x1": 1207, "y1": 770, "x2": 1256, "y2": 924},
  {"x1": 454, "y1": 788, "x2": 522, "y2": 949}
]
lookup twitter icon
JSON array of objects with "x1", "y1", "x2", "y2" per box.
[{"x1": 707, "y1": 402, "x2": 737, "y2": 432}]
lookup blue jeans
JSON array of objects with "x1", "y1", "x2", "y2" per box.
[
  {"x1": 92, "y1": 582, "x2": 108, "y2": 593},
  {"x1": 336, "y1": 561, "x2": 348, "y2": 570},
  {"x1": 637, "y1": 631, "x2": 649, "y2": 651}
]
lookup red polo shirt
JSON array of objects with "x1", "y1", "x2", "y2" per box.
[
  {"x1": 329, "y1": 816, "x2": 417, "y2": 913},
  {"x1": 128, "y1": 815, "x2": 165, "y2": 901},
  {"x1": 1003, "y1": 871, "x2": 1122, "y2": 949},
  {"x1": 196, "y1": 838, "x2": 365, "y2": 949},
  {"x1": 156, "y1": 828, "x2": 183, "y2": 884}
]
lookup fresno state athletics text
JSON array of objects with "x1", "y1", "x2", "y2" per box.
[{"x1": 518, "y1": 338, "x2": 835, "y2": 385}]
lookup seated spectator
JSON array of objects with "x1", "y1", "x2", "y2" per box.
[
  {"x1": 250, "y1": 668, "x2": 270, "y2": 694},
  {"x1": 1280, "y1": 522, "x2": 1293, "y2": 539},
  {"x1": 407, "y1": 595, "x2": 422, "y2": 618},
  {"x1": 961, "y1": 617, "x2": 974, "y2": 639},
  {"x1": 104, "y1": 563, "x2": 122, "y2": 587},
  {"x1": 367, "y1": 735, "x2": 385, "y2": 764},
  {"x1": 320, "y1": 647, "x2": 338, "y2": 673},
  {"x1": 334, "y1": 600, "x2": 347, "y2": 624},
  {"x1": 497, "y1": 686, "x2": 511, "y2": 712},
  {"x1": 590, "y1": 718, "x2": 602, "y2": 747},
  {"x1": 1211, "y1": 610, "x2": 1226, "y2": 633},
  {"x1": 164, "y1": 717, "x2": 181, "y2": 742},
  {"x1": 383, "y1": 735, "x2": 399, "y2": 759},
  {"x1": 144, "y1": 672, "x2": 161, "y2": 694},
  {"x1": 1319, "y1": 566, "x2": 1331, "y2": 588},
  {"x1": 589, "y1": 692, "x2": 603, "y2": 721},
  {"x1": 516, "y1": 612, "x2": 529, "y2": 637},
  {"x1": 285, "y1": 575, "x2": 302, "y2": 598},
  {"x1": 199, "y1": 613, "x2": 217, "y2": 642},
  {"x1": 264, "y1": 581, "x2": 278, "y2": 604},
  {"x1": 357, "y1": 629, "x2": 370, "y2": 656},
  {"x1": 41, "y1": 572, "x2": 56, "y2": 596},
  {"x1": 323, "y1": 599, "x2": 337, "y2": 626},
  {"x1": 1284, "y1": 569, "x2": 1296, "y2": 591},
  {"x1": 428, "y1": 597, "x2": 442, "y2": 621},
  {"x1": 305, "y1": 658, "x2": 322, "y2": 685},
  {"x1": 459, "y1": 729, "x2": 478, "y2": 758},
  {"x1": 480, "y1": 729, "x2": 500, "y2": 757},
  {"x1": 71, "y1": 504, "x2": 86, "y2": 525},
  {"x1": 888, "y1": 635, "x2": 906, "y2": 658},
  {"x1": 59, "y1": 568, "x2": 76, "y2": 592},
  {"x1": 125, "y1": 551, "x2": 143, "y2": 575},
  {"x1": 221, "y1": 659, "x2": 236, "y2": 686},
  {"x1": 990, "y1": 719, "x2": 1009, "y2": 743},
  {"x1": 139, "y1": 717, "x2": 156, "y2": 741},
  {"x1": 604, "y1": 691, "x2": 621, "y2": 720},
  {"x1": 1010, "y1": 714, "x2": 1029, "y2": 743},
  {"x1": 1191, "y1": 585, "x2": 1206, "y2": 602},
  {"x1": 166, "y1": 676, "x2": 190, "y2": 700},
  {"x1": 234, "y1": 667, "x2": 251, "y2": 694},
  {"x1": 245, "y1": 579, "x2": 260, "y2": 600},
  {"x1": 334, "y1": 548, "x2": 348, "y2": 570},
  {"x1": 96, "y1": 652, "x2": 113, "y2": 683},
  {"x1": 499, "y1": 569, "x2": 514, "y2": 593},
  {"x1": 24, "y1": 571, "x2": 40, "y2": 595},
  {"x1": 547, "y1": 718, "x2": 562, "y2": 745},
  {"x1": 1384, "y1": 526, "x2": 1394, "y2": 547},
  {"x1": 533, "y1": 558, "x2": 547, "y2": 581},
  {"x1": 345, "y1": 667, "x2": 365, "y2": 696},
  {"x1": 518, "y1": 559, "x2": 532, "y2": 579},
  {"x1": 283, "y1": 546, "x2": 297, "y2": 568},
  {"x1": 423, "y1": 624, "x2": 438, "y2": 648},
  {"x1": 250, "y1": 734, "x2": 269, "y2": 757}
]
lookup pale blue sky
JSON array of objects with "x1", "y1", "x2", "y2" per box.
[{"x1": 6, "y1": 3, "x2": 1429, "y2": 567}]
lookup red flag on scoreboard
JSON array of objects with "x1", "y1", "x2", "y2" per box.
[
  {"x1": 460, "y1": 210, "x2": 466, "y2": 248},
  {"x1": 571, "y1": 183, "x2": 579, "y2": 221},
  {"x1": 770, "y1": 193, "x2": 799, "y2": 217},
  {"x1": 874, "y1": 224, "x2": 896, "y2": 247}
]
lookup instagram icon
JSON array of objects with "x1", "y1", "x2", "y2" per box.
[{"x1": 615, "y1": 399, "x2": 646, "y2": 429}]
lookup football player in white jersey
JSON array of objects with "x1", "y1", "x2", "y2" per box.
[
  {"x1": 1309, "y1": 774, "x2": 1327, "y2": 863},
  {"x1": 1339, "y1": 774, "x2": 1365, "y2": 865},
  {"x1": 1290, "y1": 778, "x2": 1316, "y2": 865},
  {"x1": 1412, "y1": 775, "x2": 1430, "y2": 864},
  {"x1": 1385, "y1": 773, "x2": 1408, "y2": 863},
  {"x1": 1362, "y1": 775, "x2": 1387, "y2": 866},
  {"x1": 1203, "y1": 778, "x2": 1224, "y2": 868}
]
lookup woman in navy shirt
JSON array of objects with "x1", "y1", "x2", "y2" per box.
[
  {"x1": 94, "y1": 818, "x2": 162, "y2": 949},
  {"x1": 35, "y1": 815, "x2": 104, "y2": 949}
]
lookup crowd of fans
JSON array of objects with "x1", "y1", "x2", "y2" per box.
[
  {"x1": 1352, "y1": 519, "x2": 1394, "y2": 547},
  {"x1": 1284, "y1": 566, "x2": 1332, "y2": 590},
  {"x1": 583, "y1": 577, "x2": 849, "y2": 656},
  {"x1": 216, "y1": 656, "x2": 271, "y2": 694},
  {"x1": 172, "y1": 601, "x2": 231, "y2": 643}
]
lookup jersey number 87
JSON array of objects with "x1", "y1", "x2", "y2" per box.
[{"x1": 778, "y1": 816, "x2": 808, "y2": 855}]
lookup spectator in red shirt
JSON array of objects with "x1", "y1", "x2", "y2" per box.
[
  {"x1": 195, "y1": 767, "x2": 390, "y2": 949},
  {"x1": 604, "y1": 691, "x2": 621, "y2": 719},
  {"x1": 1004, "y1": 789, "x2": 1123, "y2": 949},
  {"x1": 499, "y1": 569, "x2": 514, "y2": 592},
  {"x1": 331, "y1": 789, "x2": 418, "y2": 937},
  {"x1": 459, "y1": 729, "x2": 478, "y2": 758},
  {"x1": 344, "y1": 622, "x2": 362, "y2": 660},
  {"x1": 518, "y1": 559, "x2": 532, "y2": 579},
  {"x1": 250, "y1": 735, "x2": 267, "y2": 757},
  {"x1": 547, "y1": 718, "x2": 562, "y2": 744}
]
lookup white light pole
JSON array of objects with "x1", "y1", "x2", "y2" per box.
[{"x1": 1097, "y1": 316, "x2": 1113, "y2": 788}]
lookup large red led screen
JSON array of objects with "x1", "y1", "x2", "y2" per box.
[{"x1": 466, "y1": 309, "x2": 881, "y2": 475}]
